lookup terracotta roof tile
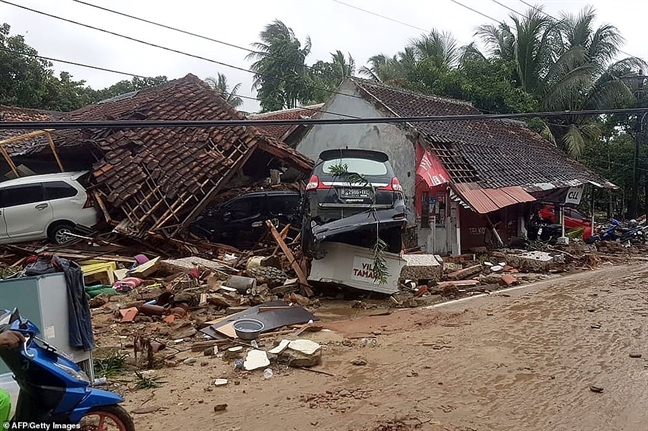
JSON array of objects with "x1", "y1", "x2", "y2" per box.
[
  {"x1": 2, "y1": 74, "x2": 313, "y2": 235},
  {"x1": 352, "y1": 78, "x2": 612, "y2": 190},
  {"x1": 248, "y1": 104, "x2": 323, "y2": 140}
]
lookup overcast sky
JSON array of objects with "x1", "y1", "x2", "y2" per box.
[{"x1": 1, "y1": 0, "x2": 647, "y2": 113}]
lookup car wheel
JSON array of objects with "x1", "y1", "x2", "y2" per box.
[{"x1": 48, "y1": 222, "x2": 76, "y2": 244}]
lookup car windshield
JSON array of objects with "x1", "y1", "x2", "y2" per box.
[{"x1": 322, "y1": 158, "x2": 387, "y2": 176}]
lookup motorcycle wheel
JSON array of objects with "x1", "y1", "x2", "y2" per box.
[{"x1": 79, "y1": 405, "x2": 135, "y2": 431}]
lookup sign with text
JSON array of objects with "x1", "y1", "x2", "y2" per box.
[
  {"x1": 565, "y1": 186, "x2": 584, "y2": 205},
  {"x1": 417, "y1": 150, "x2": 450, "y2": 188},
  {"x1": 351, "y1": 256, "x2": 379, "y2": 284}
]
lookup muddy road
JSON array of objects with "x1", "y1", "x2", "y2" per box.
[{"x1": 123, "y1": 261, "x2": 648, "y2": 430}]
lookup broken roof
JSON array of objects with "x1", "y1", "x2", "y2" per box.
[
  {"x1": 248, "y1": 104, "x2": 323, "y2": 141},
  {"x1": 0, "y1": 105, "x2": 62, "y2": 151},
  {"x1": 3, "y1": 74, "x2": 312, "y2": 236},
  {"x1": 350, "y1": 78, "x2": 614, "y2": 192}
]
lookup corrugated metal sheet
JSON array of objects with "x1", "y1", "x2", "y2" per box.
[{"x1": 451, "y1": 183, "x2": 536, "y2": 214}]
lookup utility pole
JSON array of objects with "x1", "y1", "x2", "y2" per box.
[{"x1": 629, "y1": 74, "x2": 646, "y2": 219}]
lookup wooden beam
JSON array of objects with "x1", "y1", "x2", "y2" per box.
[
  {"x1": 45, "y1": 132, "x2": 64, "y2": 172},
  {"x1": 0, "y1": 145, "x2": 19, "y2": 177},
  {"x1": 171, "y1": 144, "x2": 258, "y2": 237},
  {"x1": 265, "y1": 219, "x2": 309, "y2": 287},
  {"x1": 0, "y1": 129, "x2": 53, "y2": 147},
  {"x1": 272, "y1": 223, "x2": 291, "y2": 256}
]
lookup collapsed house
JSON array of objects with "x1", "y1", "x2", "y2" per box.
[
  {"x1": 293, "y1": 78, "x2": 615, "y2": 255},
  {"x1": 0, "y1": 74, "x2": 313, "y2": 240}
]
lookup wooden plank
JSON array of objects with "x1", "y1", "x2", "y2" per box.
[
  {"x1": 272, "y1": 224, "x2": 291, "y2": 255},
  {"x1": 0, "y1": 146, "x2": 19, "y2": 177},
  {"x1": 265, "y1": 220, "x2": 309, "y2": 287},
  {"x1": 45, "y1": 132, "x2": 64, "y2": 172},
  {"x1": 0, "y1": 129, "x2": 51, "y2": 146},
  {"x1": 214, "y1": 322, "x2": 237, "y2": 339},
  {"x1": 93, "y1": 191, "x2": 114, "y2": 225}
]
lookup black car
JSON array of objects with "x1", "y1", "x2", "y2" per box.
[
  {"x1": 190, "y1": 190, "x2": 302, "y2": 248},
  {"x1": 302, "y1": 149, "x2": 407, "y2": 256}
]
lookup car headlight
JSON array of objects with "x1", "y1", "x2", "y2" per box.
[{"x1": 54, "y1": 362, "x2": 91, "y2": 383}]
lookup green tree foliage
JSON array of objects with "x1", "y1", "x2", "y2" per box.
[
  {"x1": 0, "y1": 23, "x2": 167, "y2": 111},
  {"x1": 473, "y1": 6, "x2": 645, "y2": 157},
  {"x1": 85, "y1": 76, "x2": 168, "y2": 104},
  {"x1": 408, "y1": 58, "x2": 538, "y2": 114},
  {"x1": 246, "y1": 20, "x2": 312, "y2": 111},
  {"x1": 204, "y1": 72, "x2": 243, "y2": 108},
  {"x1": 306, "y1": 51, "x2": 355, "y2": 103},
  {"x1": 0, "y1": 23, "x2": 88, "y2": 110}
]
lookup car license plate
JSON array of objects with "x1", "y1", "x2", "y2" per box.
[{"x1": 341, "y1": 188, "x2": 370, "y2": 198}]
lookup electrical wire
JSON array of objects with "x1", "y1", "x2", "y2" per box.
[
  {"x1": 331, "y1": 0, "x2": 429, "y2": 33},
  {"x1": 0, "y1": 47, "x2": 360, "y2": 119},
  {"x1": 71, "y1": 0, "x2": 360, "y2": 85},
  {"x1": 0, "y1": 0, "x2": 368, "y2": 105},
  {"x1": 1, "y1": 107, "x2": 647, "y2": 131},
  {"x1": 448, "y1": 0, "x2": 501, "y2": 23},
  {"x1": 490, "y1": 0, "x2": 524, "y2": 17},
  {"x1": 0, "y1": 46, "x2": 145, "y2": 79}
]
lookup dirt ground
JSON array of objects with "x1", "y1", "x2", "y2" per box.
[{"x1": 116, "y1": 260, "x2": 648, "y2": 431}]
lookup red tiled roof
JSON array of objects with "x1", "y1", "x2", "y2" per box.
[
  {"x1": 248, "y1": 104, "x2": 323, "y2": 140},
  {"x1": 3, "y1": 75, "x2": 313, "y2": 235},
  {"x1": 352, "y1": 78, "x2": 613, "y2": 191},
  {"x1": 0, "y1": 105, "x2": 62, "y2": 151}
]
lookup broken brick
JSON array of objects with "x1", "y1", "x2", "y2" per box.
[{"x1": 500, "y1": 274, "x2": 518, "y2": 286}]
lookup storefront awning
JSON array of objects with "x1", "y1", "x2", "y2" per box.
[
  {"x1": 417, "y1": 150, "x2": 450, "y2": 188},
  {"x1": 450, "y1": 183, "x2": 536, "y2": 214}
]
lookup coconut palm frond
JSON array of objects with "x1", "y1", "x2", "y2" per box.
[
  {"x1": 459, "y1": 42, "x2": 487, "y2": 64},
  {"x1": 560, "y1": 124, "x2": 586, "y2": 158}
]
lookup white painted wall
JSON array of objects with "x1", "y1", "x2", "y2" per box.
[{"x1": 296, "y1": 80, "x2": 417, "y2": 222}]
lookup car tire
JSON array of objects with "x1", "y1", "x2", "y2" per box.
[{"x1": 48, "y1": 222, "x2": 76, "y2": 244}]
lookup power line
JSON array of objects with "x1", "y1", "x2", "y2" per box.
[
  {"x1": 71, "y1": 0, "x2": 252, "y2": 55},
  {"x1": 490, "y1": 0, "x2": 524, "y2": 17},
  {"x1": 1, "y1": 107, "x2": 647, "y2": 131},
  {"x1": 0, "y1": 46, "x2": 359, "y2": 119},
  {"x1": 448, "y1": 0, "x2": 501, "y2": 23},
  {"x1": 0, "y1": 0, "x2": 367, "y2": 105},
  {"x1": 332, "y1": 0, "x2": 472, "y2": 46},
  {"x1": 331, "y1": 0, "x2": 428, "y2": 33},
  {"x1": 517, "y1": 0, "x2": 640, "y2": 60},
  {"x1": 0, "y1": 47, "x2": 145, "y2": 79},
  {"x1": 71, "y1": 0, "x2": 356, "y2": 85}
]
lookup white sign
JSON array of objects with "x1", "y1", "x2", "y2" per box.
[
  {"x1": 351, "y1": 256, "x2": 379, "y2": 284},
  {"x1": 565, "y1": 186, "x2": 584, "y2": 205}
]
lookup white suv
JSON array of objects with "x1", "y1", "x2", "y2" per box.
[{"x1": 0, "y1": 171, "x2": 98, "y2": 245}]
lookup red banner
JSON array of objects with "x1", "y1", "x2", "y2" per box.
[{"x1": 417, "y1": 150, "x2": 450, "y2": 188}]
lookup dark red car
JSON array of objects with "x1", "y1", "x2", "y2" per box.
[{"x1": 538, "y1": 205, "x2": 591, "y2": 229}]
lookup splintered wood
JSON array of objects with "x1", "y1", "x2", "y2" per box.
[{"x1": 265, "y1": 220, "x2": 309, "y2": 287}]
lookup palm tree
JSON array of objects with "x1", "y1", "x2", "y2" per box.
[
  {"x1": 474, "y1": 5, "x2": 645, "y2": 157},
  {"x1": 246, "y1": 20, "x2": 312, "y2": 111},
  {"x1": 409, "y1": 29, "x2": 459, "y2": 68},
  {"x1": 204, "y1": 73, "x2": 243, "y2": 108},
  {"x1": 541, "y1": 7, "x2": 645, "y2": 156},
  {"x1": 330, "y1": 50, "x2": 355, "y2": 79},
  {"x1": 359, "y1": 52, "x2": 414, "y2": 86}
]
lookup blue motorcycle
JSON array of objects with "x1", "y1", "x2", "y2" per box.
[{"x1": 0, "y1": 308, "x2": 134, "y2": 430}]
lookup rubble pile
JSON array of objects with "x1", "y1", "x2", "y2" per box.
[{"x1": 386, "y1": 238, "x2": 648, "y2": 307}]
